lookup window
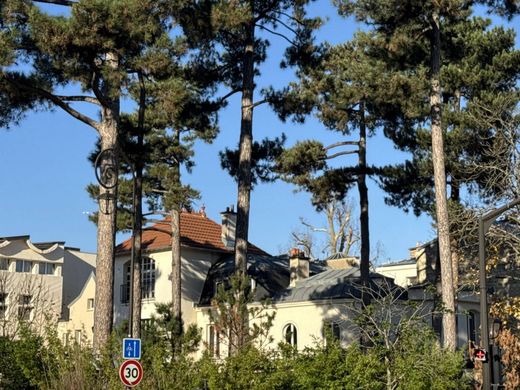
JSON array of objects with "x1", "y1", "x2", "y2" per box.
[
  {"x1": 87, "y1": 298, "x2": 94, "y2": 311},
  {"x1": 122, "y1": 257, "x2": 156, "y2": 303},
  {"x1": 141, "y1": 257, "x2": 155, "y2": 299},
  {"x1": 16, "y1": 260, "x2": 32, "y2": 273},
  {"x1": 39, "y1": 262, "x2": 55, "y2": 275},
  {"x1": 62, "y1": 333, "x2": 69, "y2": 347},
  {"x1": 18, "y1": 294, "x2": 32, "y2": 321},
  {"x1": 0, "y1": 258, "x2": 8, "y2": 271},
  {"x1": 75, "y1": 330, "x2": 82, "y2": 344},
  {"x1": 283, "y1": 323, "x2": 298, "y2": 347},
  {"x1": 0, "y1": 293, "x2": 7, "y2": 319},
  {"x1": 208, "y1": 325, "x2": 220, "y2": 357},
  {"x1": 323, "y1": 321, "x2": 341, "y2": 343}
]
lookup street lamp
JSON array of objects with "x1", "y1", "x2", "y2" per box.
[{"x1": 479, "y1": 197, "x2": 520, "y2": 390}]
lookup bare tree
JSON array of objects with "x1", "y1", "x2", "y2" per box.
[
  {"x1": 290, "y1": 199, "x2": 360, "y2": 259},
  {"x1": 0, "y1": 272, "x2": 58, "y2": 339}
]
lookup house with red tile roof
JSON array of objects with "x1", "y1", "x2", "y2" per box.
[{"x1": 112, "y1": 208, "x2": 269, "y2": 329}]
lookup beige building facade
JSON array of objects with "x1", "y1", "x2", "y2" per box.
[{"x1": 0, "y1": 235, "x2": 95, "y2": 339}]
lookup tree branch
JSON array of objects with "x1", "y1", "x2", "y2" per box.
[
  {"x1": 255, "y1": 24, "x2": 295, "y2": 46},
  {"x1": 32, "y1": 0, "x2": 76, "y2": 6},
  {"x1": 7, "y1": 77, "x2": 99, "y2": 130},
  {"x1": 273, "y1": 10, "x2": 306, "y2": 26},
  {"x1": 264, "y1": 16, "x2": 298, "y2": 36},
  {"x1": 247, "y1": 99, "x2": 268, "y2": 109},
  {"x1": 324, "y1": 141, "x2": 359, "y2": 150},
  {"x1": 325, "y1": 150, "x2": 358, "y2": 160},
  {"x1": 218, "y1": 89, "x2": 240, "y2": 103},
  {"x1": 55, "y1": 95, "x2": 100, "y2": 105}
]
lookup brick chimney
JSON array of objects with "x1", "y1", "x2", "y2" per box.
[
  {"x1": 220, "y1": 205, "x2": 236, "y2": 248},
  {"x1": 289, "y1": 248, "x2": 309, "y2": 287}
]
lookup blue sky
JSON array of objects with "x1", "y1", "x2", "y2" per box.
[{"x1": 0, "y1": 2, "x2": 518, "y2": 264}]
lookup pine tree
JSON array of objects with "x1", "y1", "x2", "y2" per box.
[
  {"x1": 175, "y1": 0, "x2": 320, "y2": 352},
  {"x1": 176, "y1": 0, "x2": 320, "y2": 276},
  {"x1": 87, "y1": 69, "x2": 220, "y2": 339},
  {"x1": 0, "y1": 0, "x2": 174, "y2": 349},
  {"x1": 339, "y1": 0, "x2": 519, "y2": 350},
  {"x1": 271, "y1": 32, "x2": 398, "y2": 287}
]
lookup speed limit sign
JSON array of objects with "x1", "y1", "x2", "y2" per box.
[{"x1": 119, "y1": 359, "x2": 143, "y2": 387}]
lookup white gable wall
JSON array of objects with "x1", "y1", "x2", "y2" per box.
[{"x1": 113, "y1": 247, "x2": 222, "y2": 328}]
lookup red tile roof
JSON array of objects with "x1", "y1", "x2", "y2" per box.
[{"x1": 116, "y1": 211, "x2": 268, "y2": 256}]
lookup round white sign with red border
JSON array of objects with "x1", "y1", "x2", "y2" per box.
[{"x1": 119, "y1": 359, "x2": 143, "y2": 387}]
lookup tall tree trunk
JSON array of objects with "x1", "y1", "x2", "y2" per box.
[
  {"x1": 171, "y1": 129, "x2": 182, "y2": 335},
  {"x1": 131, "y1": 158, "x2": 143, "y2": 338},
  {"x1": 450, "y1": 180, "x2": 460, "y2": 293},
  {"x1": 232, "y1": 9, "x2": 255, "y2": 353},
  {"x1": 93, "y1": 85, "x2": 120, "y2": 350},
  {"x1": 430, "y1": 11, "x2": 456, "y2": 351},
  {"x1": 171, "y1": 207, "x2": 181, "y2": 321},
  {"x1": 131, "y1": 74, "x2": 146, "y2": 339},
  {"x1": 234, "y1": 20, "x2": 255, "y2": 276},
  {"x1": 358, "y1": 103, "x2": 370, "y2": 286}
]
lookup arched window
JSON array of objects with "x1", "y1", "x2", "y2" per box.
[
  {"x1": 122, "y1": 257, "x2": 156, "y2": 303},
  {"x1": 283, "y1": 323, "x2": 298, "y2": 347}
]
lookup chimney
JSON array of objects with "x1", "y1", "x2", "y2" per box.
[
  {"x1": 220, "y1": 205, "x2": 236, "y2": 248},
  {"x1": 289, "y1": 248, "x2": 309, "y2": 287}
]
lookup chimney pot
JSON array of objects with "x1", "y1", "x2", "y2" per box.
[
  {"x1": 220, "y1": 205, "x2": 237, "y2": 248},
  {"x1": 289, "y1": 248, "x2": 309, "y2": 287}
]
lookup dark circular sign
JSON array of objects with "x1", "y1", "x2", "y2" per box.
[{"x1": 94, "y1": 148, "x2": 118, "y2": 189}]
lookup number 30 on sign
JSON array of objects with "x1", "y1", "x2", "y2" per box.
[{"x1": 119, "y1": 359, "x2": 143, "y2": 387}]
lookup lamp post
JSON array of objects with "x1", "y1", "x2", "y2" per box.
[{"x1": 479, "y1": 198, "x2": 520, "y2": 389}]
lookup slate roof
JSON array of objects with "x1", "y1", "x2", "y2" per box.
[
  {"x1": 198, "y1": 254, "x2": 329, "y2": 306},
  {"x1": 116, "y1": 211, "x2": 268, "y2": 256},
  {"x1": 273, "y1": 268, "x2": 405, "y2": 303}
]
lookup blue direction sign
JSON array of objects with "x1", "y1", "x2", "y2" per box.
[{"x1": 123, "y1": 338, "x2": 141, "y2": 360}]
